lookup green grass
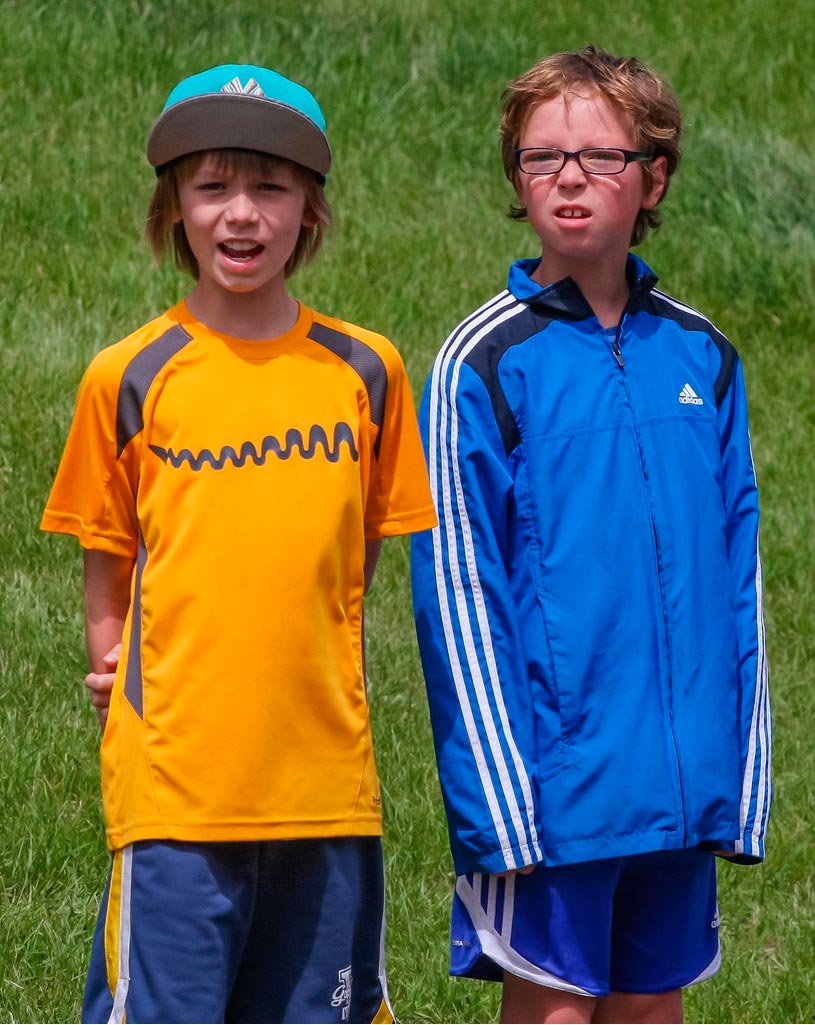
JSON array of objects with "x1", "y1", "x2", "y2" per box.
[{"x1": 1, "y1": 0, "x2": 813, "y2": 1021}]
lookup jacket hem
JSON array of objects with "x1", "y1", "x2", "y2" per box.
[{"x1": 455, "y1": 825, "x2": 749, "y2": 874}]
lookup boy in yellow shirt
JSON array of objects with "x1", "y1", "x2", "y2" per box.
[{"x1": 42, "y1": 63, "x2": 436, "y2": 1024}]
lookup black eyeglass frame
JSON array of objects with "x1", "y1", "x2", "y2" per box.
[{"x1": 514, "y1": 147, "x2": 654, "y2": 176}]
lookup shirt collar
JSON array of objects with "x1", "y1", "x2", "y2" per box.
[{"x1": 508, "y1": 253, "x2": 659, "y2": 317}]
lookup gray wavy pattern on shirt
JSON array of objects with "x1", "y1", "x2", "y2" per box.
[{"x1": 149, "y1": 421, "x2": 359, "y2": 470}]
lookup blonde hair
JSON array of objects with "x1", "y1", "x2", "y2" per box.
[
  {"x1": 500, "y1": 45, "x2": 682, "y2": 245},
  {"x1": 145, "y1": 149, "x2": 332, "y2": 278}
]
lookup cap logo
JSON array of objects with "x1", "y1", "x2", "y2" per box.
[{"x1": 221, "y1": 76, "x2": 265, "y2": 97}]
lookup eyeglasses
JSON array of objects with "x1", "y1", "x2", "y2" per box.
[{"x1": 515, "y1": 147, "x2": 653, "y2": 176}]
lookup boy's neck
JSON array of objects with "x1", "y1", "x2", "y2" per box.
[
  {"x1": 184, "y1": 278, "x2": 301, "y2": 341},
  {"x1": 532, "y1": 252, "x2": 631, "y2": 329}
]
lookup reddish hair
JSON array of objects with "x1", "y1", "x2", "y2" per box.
[{"x1": 501, "y1": 45, "x2": 682, "y2": 245}]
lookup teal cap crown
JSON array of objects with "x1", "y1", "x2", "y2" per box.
[{"x1": 146, "y1": 63, "x2": 330, "y2": 178}]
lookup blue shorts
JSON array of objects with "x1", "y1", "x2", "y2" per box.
[
  {"x1": 83, "y1": 837, "x2": 393, "y2": 1024},
  {"x1": 451, "y1": 849, "x2": 720, "y2": 996}
]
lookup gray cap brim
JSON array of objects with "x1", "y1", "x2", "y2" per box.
[{"x1": 146, "y1": 93, "x2": 331, "y2": 176}]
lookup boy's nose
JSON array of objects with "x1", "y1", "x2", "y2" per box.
[
  {"x1": 225, "y1": 191, "x2": 259, "y2": 222},
  {"x1": 556, "y1": 156, "x2": 588, "y2": 186}
]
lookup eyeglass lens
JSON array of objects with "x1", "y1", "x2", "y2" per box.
[{"x1": 520, "y1": 148, "x2": 629, "y2": 174}]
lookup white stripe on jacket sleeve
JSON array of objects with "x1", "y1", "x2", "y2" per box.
[{"x1": 427, "y1": 292, "x2": 541, "y2": 869}]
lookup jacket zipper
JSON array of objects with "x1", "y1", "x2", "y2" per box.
[{"x1": 610, "y1": 308, "x2": 688, "y2": 844}]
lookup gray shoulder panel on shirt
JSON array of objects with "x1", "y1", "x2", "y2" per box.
[
  {"x1": 116, "y1": 323, "x2": 193, "y2": 457},
  {"x1": 307, "y1": 321, "x2": 388, "y2": 431}
]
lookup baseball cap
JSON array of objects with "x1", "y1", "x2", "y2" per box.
[{"x1": 146, "y1": 64, "x2": 331, "y2": 178}]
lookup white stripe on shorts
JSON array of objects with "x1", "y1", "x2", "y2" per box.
[
  {"x1": 685, "y1": 942, "x2": 722, "y2": 987},
  {"x1": 376, "y1": 861, "x2": 395, "y2": 1022},
  {"x1": 107, "y1": 846, "x2": 133, "y2": 1025},
  {"x1": 455, "y1": 875, "x2": 593, "y2": 996}
]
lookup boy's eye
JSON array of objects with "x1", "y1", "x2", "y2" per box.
[
  {"x1": 197, "y1": 180, "x2": 226, "y2": 191},
  {"x1": 258, "y1": 181, "x2": 285, "y2": 192},
  {"x1": 580, "y1": 149, "x2": 627, "y2": 173},
  {"x1": 524, "y1": 149, "x2": 562, "y2": 170},
  {"x1": 583, "y1": 149, "x2": 619, "y2": 163}
]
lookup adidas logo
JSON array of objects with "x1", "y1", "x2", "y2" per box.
[
  {"x1": 221, "y1": 76, "x2": 265, "y2": 97},
  {"x1": 711, "y1": 907, "x2": 721, "y2": 929},
  {"x1": 678, "y1": 383, "x2": 704, "y2": 406}
]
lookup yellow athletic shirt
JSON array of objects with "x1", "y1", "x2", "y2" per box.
[{"x1": 41, "y1": 301, "x2": 437, "y2": 850}]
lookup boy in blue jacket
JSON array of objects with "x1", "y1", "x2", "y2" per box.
[{"x1": 411, "y1": 45, "x2": 771, "y2": 1024}]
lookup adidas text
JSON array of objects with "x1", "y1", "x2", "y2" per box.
[{"x1": 679, "y1": 383, "x2": 704, "y2": 405}]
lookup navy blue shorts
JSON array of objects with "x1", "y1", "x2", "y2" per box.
[
  {"x1": 451, "y1": 849, "x2": 720, "y2": 996},
  {"x1": 83, "y1": 838, "x2": 393, "y2": 1024}
]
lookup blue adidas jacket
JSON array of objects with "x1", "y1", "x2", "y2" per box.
[{"x1": 411, "y1": 255, "x2": 771, "y2": 876}]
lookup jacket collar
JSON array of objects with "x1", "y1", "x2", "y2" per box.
[{"x1": 508, "y1": 253, "x2": 660, "y2": 318}]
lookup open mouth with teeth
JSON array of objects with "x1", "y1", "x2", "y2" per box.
[
  {"x1": 556, "y1": 207, "x2": 590, "y2": 219},
  {"x1": 219, "y1": 241, "x2": 265, "y2": 261}
]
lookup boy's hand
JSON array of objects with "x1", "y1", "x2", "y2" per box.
[
  {"x1": 84, "y1": 643, "x2": 121, "y2": 728},
  {"x1": 494, "y1": 865, "x2": 537, "y2": 878}
]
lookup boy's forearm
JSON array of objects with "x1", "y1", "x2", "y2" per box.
[{"x1": 83, "y1": 549, "x2": 134, "y2": 671}]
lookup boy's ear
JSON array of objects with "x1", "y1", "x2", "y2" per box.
[{"x1": 642, "y1": 155, "x2": 668, "y2": 210}]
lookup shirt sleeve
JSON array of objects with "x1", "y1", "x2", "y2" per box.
[
  {"x1": 40, "y1": 349, "x2": 140, "y2": 557},
  {"x1": 411, "y1": 354, "x2": 542, "y2": 876},
  {"x1": 363, "y1": 345, "x2": 437, "y2": 539},
  {"x1": 717, "y1": 356, "x2": 772, "y2": 862}
]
